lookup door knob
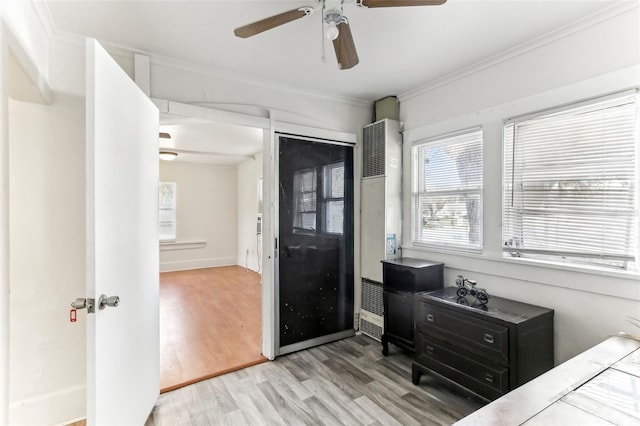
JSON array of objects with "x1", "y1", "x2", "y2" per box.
[
  {"x1": 71, "y1": 297, "x2": 95, "y2": 313},
  {"x1": 71, "y1": 298, "x2": 87, "y2": 309},
  {"x1": 98, "y1": 294, "x2": 120, "y2": 310}
]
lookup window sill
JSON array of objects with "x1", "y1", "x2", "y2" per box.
[
  {"x1": 403, "y1": 244, "x2": 639, "y2": 301},
  {"x1": 159, "y1": 240, "x2": 207, "y2": 251}
]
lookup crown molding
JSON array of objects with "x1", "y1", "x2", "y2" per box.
[
  {"x1": 147, "y1": 54, "x2": 371, "y2": 109},
  {"x1": 398, "y1": 0, "x2": 640, "y2": 103},
  {"x1": 29, "y1": 0, "x2": 56, "y2": 39},
  {"x1": 29, "y1": 0, "x2": 370, "y2": 109}
]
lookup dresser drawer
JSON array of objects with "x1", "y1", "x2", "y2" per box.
[
  {"x1": 415, "y1": 333, "x2": 509, "y2": 400},
  {"x1": 416, "y1": 301, "x2": 509, "y2": 365}
]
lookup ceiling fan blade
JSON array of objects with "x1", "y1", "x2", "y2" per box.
[
  {"x1": 234, "y1": 8, "x2": 308, "y2": 38},
  {"x1": 361, "y1": 0, "x2": 447, "y2": 7},
  {"x1": 332, "y1": 22, "x2": 359, "y2": 70}
]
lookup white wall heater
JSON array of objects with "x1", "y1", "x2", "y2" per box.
[{"x1": 359, "y1": 118, "x2": 402, "y2": 341}]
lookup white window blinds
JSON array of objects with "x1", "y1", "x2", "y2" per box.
[
  {"x1": 503, "y1": 91, "x2": 638, "y2": 270},
  {"x1": 323, "y1": 162, "x2": 345, "y2": 234},
  {"x1": 159, "y1": 182, "x2": 176, "y2": 242},
  {"x1": 413, "y1": 128, "x2": 483, "y2": 251},
  {"x1": 293, "y1": 169, "x2": 317, "y2": 232}
]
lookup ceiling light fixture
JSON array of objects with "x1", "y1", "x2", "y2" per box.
[
  {"x1": 159, "y1": 151, "x2": 178, "y2": 161},
  {"x1": 324, "y1": 3, "x2": 342, "y2": 41},
  {"x1": 159, "y1": 132, "x2": 176, "y2": 161},
  {"x1": 326, "y1": 20, "x2": 339, "y2": 41}
]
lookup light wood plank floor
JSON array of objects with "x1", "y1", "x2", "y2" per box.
[
  {"x1": 147, "y1": 334, "x2": 484, "y2": 425},
  {"x1": 160, "y1": 266, "x2": 266, "y2": 392}
]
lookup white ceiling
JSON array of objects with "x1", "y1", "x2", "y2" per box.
[
  {"x1": 38, "y1": 0, "x2": 619, "y2": 164},
  {"x1": 159, "y1": 117, "x2": 263, "y2": 165}
]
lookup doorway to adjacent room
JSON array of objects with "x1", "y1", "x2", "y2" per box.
[{"x1": 159, "y1": 266, "x2": 266, "y2": 392}]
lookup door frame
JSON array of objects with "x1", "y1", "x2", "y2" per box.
[
  {"x1": 151, "y1": 98, "x2": 357, "y2": 360},
  {"x1": 271, "y1": 124, "x2": 357, "y2": 357},
  {"x1": 151, "y1": 99, "x2": 282, "y2": 356},
  {"x1": 151, "y1": 102, "x2": 357, "y2": 360}
]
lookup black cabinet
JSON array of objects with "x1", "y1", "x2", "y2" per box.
[
  {"x1": 381, "y1": 258, "x2": 443, "y2": 355},
  {"x1": 412, "y1": 287, "x2": 554, "y2": 401}
]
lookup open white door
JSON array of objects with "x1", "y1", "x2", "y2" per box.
[{"x1": 86, "y1": 39, "x2": 159, "y2": 424}]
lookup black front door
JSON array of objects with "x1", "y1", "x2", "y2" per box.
[{"x1": 277, "y1": 134, "x2": 354, "y2": 353}]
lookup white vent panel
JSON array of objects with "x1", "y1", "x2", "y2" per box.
[
  {"x1": 360, "y1": 278, "x2": 384, "y2": 341},
  {"x1": 360, "y1": 318, "x2": 383, "y2": 341},
  {"x1": 361, "y1": 278, "x2": 383, "y2": 316},
  {"x1": 363, "y1": 121, "x2": 386, "y2": 177}
]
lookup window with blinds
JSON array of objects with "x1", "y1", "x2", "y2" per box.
[
  {"x1": 503, "y1": 91, "x2": 638, "y2": 271},
  {"x1": 323, "y1": 162, "x2": 345, "y2": 234},
  {"x1": 159, "y1": 181, "x2": 176, "y2": 242},
  {"x1": 293, "y1": 168, "x2": 317, "y2": 232},
  {"x1": 413, "y1": 128, "x2": 483, "y2": 251}
]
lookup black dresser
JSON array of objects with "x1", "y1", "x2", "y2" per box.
[
  {"x1": 413, "y1": 287, "x2": 554, "y2": 401},
  {"x1": 381, "y1": 258, "x2": 443, "y2": 356}
]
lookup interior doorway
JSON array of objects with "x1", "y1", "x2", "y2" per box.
[
  {"x1": 159, "y1": 266, "x2": 265, "y2": 392},
  {"x1": 156, "y1": 112, "x2": 266, "y2": 391}
]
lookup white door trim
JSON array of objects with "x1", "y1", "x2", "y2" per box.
[{"x1": 269, "y1": 122, "x2": 357, "y2": 358}]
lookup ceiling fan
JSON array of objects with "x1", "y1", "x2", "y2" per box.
[{"x1": 234, "y1": 0, "x2": 447, "y2": 70}]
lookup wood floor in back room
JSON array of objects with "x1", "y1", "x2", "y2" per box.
[
  {"x1": 159, "y1": 266, "x2": 266, "y2": 393},
  {"x1": 146, "y1": 334, "x2": 484, "y2": 425}
]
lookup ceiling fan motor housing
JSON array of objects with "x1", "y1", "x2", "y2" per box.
[{"x1": 324, "y1": 0, "x2": 345, "y2": 24}]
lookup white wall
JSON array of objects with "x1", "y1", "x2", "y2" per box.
[
  {"x1": 9, "y1": 94, "x2": 87, "y2": 425},
  {"x1": 2, "y1": 1, "x2": 89, "y2": 423},
  {"x1": 2, "y1": 0, "x2": 50, "y2": 98},
  {"x1": 0, "y1": 11, "x2": 9, "y2": 426},
  {"x1": 237, "y1": 152, "x2": 263, "y2": 273},
  {"x1": 159, "y1": 161, "x2": 238, "y2": 272},
  {"x1": 399, "y1": 6, "x2": 640, "y2": 364}
]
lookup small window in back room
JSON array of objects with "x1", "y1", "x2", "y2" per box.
[{"x1": 159, "y1": 182, "x2": 176, "y2": 242}]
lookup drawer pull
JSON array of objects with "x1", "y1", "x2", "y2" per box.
[
  {"x1": 426, "y1": 346, "x2": 435, "y2": 355},
  {"x1": 484, "y1": 373, "x2": 495, "y2": 383},
  {"x1": 483, "y1": 333, "x2": 494, "y2": 344},
  {"x1": 426, "y1": 314, "x2": 435, "y2": 322}
]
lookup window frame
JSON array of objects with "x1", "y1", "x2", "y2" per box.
[
  {"x1": 158, "y1": 181, "x2": 177, "y2": 242},
  {"x1": 502, "y1": 90, "x2": 639, "y2": 272},
  {"x1": 322, "y1": 161, "x2": 345, "y2": 235},
  {"x1": 412, "y1": 127, "x2": 484, "y2": 253},
  {"x1": 292, "y1": 167, "x2": 318, "y2": 233}
]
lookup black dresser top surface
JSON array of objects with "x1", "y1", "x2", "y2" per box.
[
  {"x1": 417, "y1": 287, "x2": 554, "y2": 325},
  {"x1": 381, "y1": 257, "x2": 444, "y2": 269}
]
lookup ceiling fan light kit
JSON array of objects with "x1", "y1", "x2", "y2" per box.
[
  {"x1": 233, "y1": 0, "x2": 447, "y2": 70},
  {"x1": 326, "y1": 20, "x2": 340, "y2": 41},
  {"x1": 159, "y1": 151, "x2": 178, "y2": 161},
  {"x1": 324, "y1": 1, "x2": 344, "y2": 41}
]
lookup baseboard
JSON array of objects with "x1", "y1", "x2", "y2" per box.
[
  {"x1": 159, "y1": 257, "x2": 237, "y2": 272},
  {"x1": 9, "y1": 384, "x2": 85, "y2": 426}
]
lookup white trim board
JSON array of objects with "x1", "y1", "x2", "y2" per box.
[
  {"x1": 8, "y1": 384, "x2": 85, "y2": 426},
  {"x1": 159, "y1": 240, "x2": 206, "y2": 251},
  {"x1": 153, "y1": 98, "x2": 271, "y2": 130},
  {"x1": 159, "y1": 256, "x2": 237, "y2": 273}
]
